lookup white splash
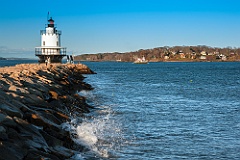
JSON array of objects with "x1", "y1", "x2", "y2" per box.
[
  {"x1": 74, "y1": 106, "x2": 123, "y2": 158},
  {"x1": 76, "y1": 121, "x2": 99, "y2": 147}
]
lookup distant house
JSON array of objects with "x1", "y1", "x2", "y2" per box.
[
  {"x1": 221, "y1": 55, "x2": 227, "y2": 61},
  {"x1": 200, "y1": 51, "x2": 207, "y2": 60},
  {"x1": 199, "y1": 56, "x2": 207, "y2": 60},
  {"x1": 216, "y1": 54, "x2": 227, "y2": 61},
  {"x1": 180, "y1": 53, "x2": 185, "y2": 59},
  {"x1": 164, "y1": 56, "x2": 169, "y2": 60},
  {"x1": 200, "y1": 51, "x2": 207, "y2": 56}
]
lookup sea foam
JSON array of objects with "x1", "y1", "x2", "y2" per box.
[{"x1": 63, "y1": 105, "x2": 122, "y2": 159}]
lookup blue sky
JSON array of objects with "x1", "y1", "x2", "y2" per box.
[{"x1": 1, "y1": 0, "x2": 240, "y2": 58}]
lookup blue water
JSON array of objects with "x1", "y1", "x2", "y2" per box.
[
  {"x1": 2, "y1": 60, "x2": 240, "y2": 159},
  {"x1": 0, "y1": 59, "x2": 38, "y2": 66},
  {"x1": 78, "y1": 62, "x2": 240, "y2": 159}
]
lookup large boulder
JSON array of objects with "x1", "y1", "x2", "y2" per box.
[
  {"x1": 0, "y1": 125, "x2": 8, "y2": 140},
  {"x1": 0, "y1": 113, "x2": 17, "y2": 128},
  {"x1": 13, "y1": 117, "x2": 49, "y2": 151},
  {"x1": 24, "y1": 149, "x2": 60, "y2": 160},
  {"x1": 0, "y1": 141, "x2": 26, "y2": 160},
  {"x1": 0, "y1": 103, "x2": 23, "y2": 118}
]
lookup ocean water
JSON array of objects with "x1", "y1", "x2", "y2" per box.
[
  {"x1": 1, "y1": 60, "x2": 240, "y2": 159},
  {"x1": 0, "y1": 59, "x2": 38, "y2": 66},
  {"x1": 77, "y1": 62, "x2": 240, "y2": 159}
]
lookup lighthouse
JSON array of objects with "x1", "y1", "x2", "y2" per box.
[{"x1": 35, "y1": 17, "x2": 66, "y2": 63}]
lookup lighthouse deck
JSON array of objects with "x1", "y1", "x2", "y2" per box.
[
  {"x1": 35, "y1": 47, "x2": 67, "y2": 55},
  {"x1": 40, "y1": 30, "x2": 62, "y2": 35}
]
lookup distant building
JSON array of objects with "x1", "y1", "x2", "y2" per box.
[
  {"x1": 164, "y1": 56, "x2": 169, "y2": 60},
  {"x1": 216, "y1": 54, "x2": 227, "y2": 61},
  {"x1": 199, "y1": 56, "x2": 207, "y2": 60},
  {"x1": 179, "y1": 53, "x2": 185, "y2": 59},
  {"x1": 200, "y1": 51, "x2": 207, "y2": 56},
  {"x1": 199, "y1": 51, "x2": 207, "y2": 60},
  {"x1": 35, "y1": 16, "x2": 66, "y2": 63},
  {"x1": 221, "y1": 55, "x2": 227, "y2": 61}
]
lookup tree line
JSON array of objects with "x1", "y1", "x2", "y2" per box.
[{"x1": 74, "y1": 45, "x2": 240, "y2": 62}]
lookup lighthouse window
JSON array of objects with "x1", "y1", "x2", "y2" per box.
[
  {"x1": 56, "y1": 41, "x2": 59, "y2": 46},
  {"x1": 43, "y1": 41, "x2": 45, "y2": 46}
]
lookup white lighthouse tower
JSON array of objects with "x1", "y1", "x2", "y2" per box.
[{"x1": 35, "y1": 16, "x2": 66, "y2": 63}]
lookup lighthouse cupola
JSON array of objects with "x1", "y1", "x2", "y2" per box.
[{"x1": 48, "y1": 17, "x2": 55, "y2": 28}]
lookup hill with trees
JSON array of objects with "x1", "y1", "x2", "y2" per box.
[{"x1": 74, "y1": 45, "x2": 240, "y2": 62}]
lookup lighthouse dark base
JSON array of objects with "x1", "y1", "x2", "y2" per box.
[{"x1": 36, "y1": 54, "x2": 66, "y2": 63}]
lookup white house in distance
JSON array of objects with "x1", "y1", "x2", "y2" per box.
[{"x1": 35, "y1": 17, "x2": 66, "y2": 63}]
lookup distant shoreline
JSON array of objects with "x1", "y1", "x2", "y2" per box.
[
  {"x1": 75, "y1": 60, "x2": 240, "y2": 63},
  {"x1": 75, "y1": 45, "x2": 240, "y2": 62}
]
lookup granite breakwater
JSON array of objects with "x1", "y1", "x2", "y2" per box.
[{"x1": 0, "y1": 63, "x2": 95, "y2": 159}]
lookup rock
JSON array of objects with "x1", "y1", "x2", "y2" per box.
[
  {"x1": 0, "y1": 126, "x2": 8, "y2": 140},
  {"x1": 0, "y1": 103, "x2": 23, "y2": 118},
  {"x1": 40, "y1": 130, "x2": 64, "y2": 147},
  {"x1": 0, "y1": 113, "x2": 17, "y2": 128},
  {"x1": 50, "y1": 145, "x2": 75, "y2": 158},
  {"x1": 0, "y1": 132, "x2": 8, "y2": 140},
  {"x1": 8, "y1": 85, "x2": 29, "y2": 95},
  {"x1": 6, "y1": 92, "x2": 21, "y2": 99},
  {"x1": 24, "y1": 112, "x2": 61, "y2": 132},
  {"x1": 38, "y1": 110, "x2": 62, "y2": 125},
  {"x1": 24, "y1": 139, "x2": 47, "y2": 151},
  {"x1": 48, "y1": 100, "x2": 69, "y2": 113},
  {"x1": 49, "y1": 90, "x2": 58, "y2": 100},
  {"x1": 0, "y1": 126, "x2": 6, "y2": 132},
  {"x1": 28, "y1": 87, "x2": 44, "y2": 99},
  {"x1": 22, "y1": 94, "x2": 44, "y2": 105},
  {"x1": 13, "y1": 117, "x2": 49, "y2": 151},
  {"x1": 0, "y1": 84, "x2": 8, "y2": 93},
  {"x1": 6, "y1": 127, "x2": 22, "y2": 140},
  {"x1": 53, "y1": 111, "x2": 69, "y2": 121},
  {"x1": 10, "y1": 99, "x2": 33, "y2": 113},
  {"x1": 21, "y1": 69, "x2": 30, "y2": 76},
  {"x1": 0, "y1": 63, "x2": 95, "y2": 160},
  {"x1": 8, "y1": 72, "x2": 20, "y2": 81},
  {"x1": 24, "y1": 149, "x2": 60, "y2": 160},
  {"x1": 0, "y1": 141, "x2": 25, "y2": 160}
]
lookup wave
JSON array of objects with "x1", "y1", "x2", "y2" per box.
[{"x1": 62, "y1": 104, "x2": 123, "y2": 159}]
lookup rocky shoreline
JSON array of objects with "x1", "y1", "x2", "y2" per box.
[{"x1": 0, "y1": 63, "x2": 95, "y2": 159}]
